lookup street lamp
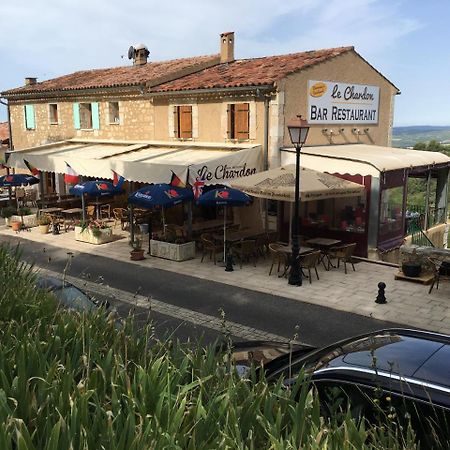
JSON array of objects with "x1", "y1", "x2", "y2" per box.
[{"x1": 287, "y1": 115, "x2": 310, "y2": 286}]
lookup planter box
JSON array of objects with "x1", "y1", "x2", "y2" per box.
[
  {"x1": 150, "y1": 239, "x2": 195, "y2": 261},
  {"x1": 9, "y1": 214, "x2": 38, "y2": 228},
  {"x1": 74, "y1": 226, "x2": 114, "y2": 245}
]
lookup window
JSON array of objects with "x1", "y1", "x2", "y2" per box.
[
  {"x1": 73, "y1": 102, "x2": 100, "y2": 130},
  {"x1": 79, "y1": 103, "x2": 92, "y2": 129},
  {"x1": 24, "y1": 104, "x2": 35, "y2": 130},
  {"x1": 227, "y1": 103, "x2": 249, "y2": 140},
  {"x1": 49, "y1": 104, "x2": 59, "y2": 124},
  {"x1": 173, "y1": 105, "x2": 192, "y2": 139},
  {"x1": 108, "y1": 102, "x2": 120, "y2": 124}
]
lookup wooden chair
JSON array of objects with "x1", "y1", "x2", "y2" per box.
[
  {"x1": 428, "y1": 257, "x2": 450, "y2": 294},
  {"x1": 328, "y1": 243, "x2": 357, "y2": 274},
  {"x1": 232, "y1": 239, "x2": 257, "y2": 268},
  {"x1": 300, "y1": 250, "x2": 321, "y2": 284},
  {"x1": 113, "y1": 208, "x2": 129, "y2": 230},
  {"x1": 86, "y1": 205, "x2": 95, "y2": 220},
  {"x1": 200, "y1": 233, "x2": 223, "y2": 265},
  {"x1": 268, "y1": 243, "x2": 289, "y2": 277},
  {"x1": 100, "y1": 204, "x2": 111, "y2": 220}
]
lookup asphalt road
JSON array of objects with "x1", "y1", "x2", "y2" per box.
[{"x1": 1, "y1": 235, "x2": 403, "y2": 347}]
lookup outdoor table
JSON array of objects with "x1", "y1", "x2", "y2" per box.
[
  {"x1": 62, "y1": 208, "x2": 83, "y2": 231},
  {"x1": 276, "y1": 244, "x2": 315, "y2": 278},
  {"x1": 38, "y1": 207, "x2": 63, "y2": 217},
  {"x1": 213, "y1": 229, "x2": 261, "y2": 244},
  {"x1": 305, "y1": 238, "x2": 342, "y2": 270},
  {"x1": 88, "y1": 200, "x2": 111, "y2": 220}
]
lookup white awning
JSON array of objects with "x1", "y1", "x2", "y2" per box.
[
  {"x1": 281, "y1": 144, "x2": 450, "y2": 177},
  {"x1": 8, "y1": 139, "x2": 263, "y2": 185},
  {"x1": 231, "y1": 165, "x2": 365, "y2": 202}
]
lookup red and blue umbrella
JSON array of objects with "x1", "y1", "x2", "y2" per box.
[
  {"x1": 69, "y1": 179, "x2": 124, "y2": 220},
  {"x1": 128, "y1": 183, "x2": 193, "y2": 209},
  {"x1": 197, "y1": 187, "x2": 252, "y2": 263},
  {"x1": 128, "y1": 184, "x2": 193, "y2": 234},
  {"x1": 69, "y1": 180, "x2": 123, "y2": 197},
  {"x1": 0, "y1": 174, "x2": 39, "y2": 187}
]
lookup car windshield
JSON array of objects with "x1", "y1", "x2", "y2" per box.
[
  {"x1": 297, "y1": 333, "x2": 444, "y2": 378},
  {"x1": 53, "y1": 286, "x2": 97, "y2": 313}
]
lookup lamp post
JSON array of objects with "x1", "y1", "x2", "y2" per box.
[{"x1": 287, "y1": 115, "x2": 310, "y2": 286}]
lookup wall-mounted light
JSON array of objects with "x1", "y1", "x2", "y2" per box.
[
  {"x1": 322, "y1": 128, "x2": 334, "y2": 136},
  {"x1": 364, "y1": 128, "x2": 370, "y2": 133},
  {"x1": 352, "y1": 128, "x2": 361, "y2": 135},
  {"x1": 339, "y1": 128, "x2": 345, "y2": 133}
]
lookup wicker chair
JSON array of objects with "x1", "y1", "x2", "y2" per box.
[
  {"x1": 268, "y1": 243, "x2": 289, "y2": 277},
  {"x1": 200, "y1": 233, "x2": 223, "y2": 265},
  {"x1": 328, "y1": 243, "x2": 357, "y2": 274},
  {"x1": 300, "y1": 250, "x2": 321, "y2": 284},
  {"x1": 113, "y1": 208, "x2": 129, "y2": 230},
  {"x1": 232, "y1": 239, "x2": 257, "y2": 268}
]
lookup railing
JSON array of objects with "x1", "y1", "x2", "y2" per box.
[
  {"x1": 406, "y1": 204, "x2": 447, "y2": 230},
  {"x1": 406, "y1": 216, "x2": 435, "y2": 247}
]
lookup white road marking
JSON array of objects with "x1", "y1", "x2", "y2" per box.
[{"x1": 39, "y1": 267, "x2": 294, "y2": 342}]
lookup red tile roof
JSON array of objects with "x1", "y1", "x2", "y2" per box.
[
  {"x1": 151, "y1": 47, "x2": 354, "y2": 92},
  {"x1": 2, "y1": 54, "x2": 220, "y2": 95},
  {"x1": 2, "y1": 46, "x2": 358, "y2": 96},
  {"x1": 0, "y1": 122, "x2": 9, "y2": 142}
]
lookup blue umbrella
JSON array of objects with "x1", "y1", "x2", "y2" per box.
[
  {"x1": 0, "y1": 174, "x2": 39, "y2": 187},
  {"x1": 128, "y1": 184, "x2": 193, "y2": 233},
  {"x1": 197, "y1": 187, "x2": 252, "y2": 263},
  {"x1": 0, "y1": 174, "x2": 40, "y2": 213},
  {"x1": 69, "y1": 180, "x2": 124, "y2": 220}
]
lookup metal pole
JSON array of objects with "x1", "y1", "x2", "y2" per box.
[{"x1": 288, "y1": 143, "x2": 302, "y2": 286}]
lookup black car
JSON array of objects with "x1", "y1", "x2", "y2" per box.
[
  {"x1": 231, "y1": 328, "x2": 450, "y2": 445},
  {"x1": 36, "y1": 275, "x2": 110, "y2": 313}
]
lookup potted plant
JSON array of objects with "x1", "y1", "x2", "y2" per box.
[
  {"x1": 38, "y1": 215, "x2": 51, "y2": 234},
  {"x1": 1, "y1": 206, "x2": 17, "y2": 227},
  {"x1": 11, "y1": 207, "x2": 38, "y2": 228},
  {"x1": 150, "y1": 234, "x2": 196, "y2": 262},
  {"x1": 130, "y1": 238, "x2": 145, "y2": 261},
  {"x1": 74, "y1": 219, "x2": 114, "y2": 245}
]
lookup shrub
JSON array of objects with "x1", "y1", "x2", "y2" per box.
[{"x1": 1, "y1": 206, "x2": 17, "y2": 218}]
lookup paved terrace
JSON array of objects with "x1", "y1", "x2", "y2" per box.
[{"x1": 1, "y1": 220, "x2": 449, "y2": 335}]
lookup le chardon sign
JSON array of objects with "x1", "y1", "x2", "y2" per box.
[{"x1": 308, "y1": 80, "x2": 380, "y2": 124}]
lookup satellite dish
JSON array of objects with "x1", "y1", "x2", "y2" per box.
[{"x1": 127, "y1": 46, "x2": 135, "y2": 60}]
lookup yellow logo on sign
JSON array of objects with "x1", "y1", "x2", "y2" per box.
[{"x1": 310, "y1": 82, "x2": 327, "y2": 97}]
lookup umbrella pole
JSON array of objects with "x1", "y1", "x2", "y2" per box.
[
  {"x1": 81, "y1": 194, "x2": 86, "y2": 222},
  {"x1": 162, "y1": 206, "x2": 166, "y2": 238},
  {"x1": 223, "y1": 204, "x2": 226, "y2": 263}
]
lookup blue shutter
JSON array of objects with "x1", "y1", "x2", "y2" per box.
[
  {"x1": 73, "y1": 103, "x2": 81, "y2": 129},
  {"x1": 24, "y1": 105, "x2": 35, "y2": 129},
  {"x1": 91, "y1": 102, "x2": 100, "y2": 130}
]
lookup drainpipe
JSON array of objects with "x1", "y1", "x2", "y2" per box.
[
  {"x1": 259, "y1": 90, "x2": 270, "y2": 231},
  {"x1": 424, "y1": 169, "x2": 431, "y2": 230},
  {"x1": 0, "y1": 98, "x2": 13, "y2": 202}
]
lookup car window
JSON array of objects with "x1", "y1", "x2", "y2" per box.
[
  {"x1": 53, "y1": 286, "x2": 96, "y2": 312},
  {"x1": 414, "y1": 344, "x2": 450, "y2": 388}
]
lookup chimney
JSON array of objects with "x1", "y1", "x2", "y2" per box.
[
  {"x1": 133, "y1": 44, "x2": 149, "y2": 66},
  {"x1": 220, "y1": 32, "x2": 235, "y2": 64},
  {"x1": 25, "y1": 77, "x2": 37, "y2": 86}
]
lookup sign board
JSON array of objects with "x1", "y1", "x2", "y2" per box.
[{"x1": 308, "y1": 80, "x2": 380, "y2": 124}]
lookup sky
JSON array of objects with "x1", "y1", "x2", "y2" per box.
[{"x1": 0, "y1": 0, "x2": 449, "y2": 127}]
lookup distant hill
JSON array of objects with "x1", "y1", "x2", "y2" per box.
[{"x1": 392, "y1": 125, "x2": 450, "y2": 148}]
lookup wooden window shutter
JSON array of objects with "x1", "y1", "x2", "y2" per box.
[
  {"x1": 235, "y1": 103, "x2": 249, "y2": 140},
  {"x1": 227, "y1": 104, "x2": 234, "y2": 139},
  {"x1": 91, "y1": 102, "x2": 100, "y2": 130},
  {"x1": 24, "y1": 105, "x2": 35, "y2": 130},
  {"x1": 73, "y1": 103, "x2": 81, "y2": 129},
  {"x1": 173, "y1": 106, "x2": 179, "y2": 137},
  {"x1": 179, "y1": 105, "x2": 192, "y2": 139}
]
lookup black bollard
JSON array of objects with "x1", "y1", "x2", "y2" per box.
[
  {"x1": 375, "y1": 282, "x2": 387, "y2": 304},
  {"x1": 225, "y1": 244, "x2": 234, "y2": 272}
]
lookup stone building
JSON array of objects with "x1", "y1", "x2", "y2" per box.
[{"x1": 2, "y1": 32, "x2": 448, "y2": 258}]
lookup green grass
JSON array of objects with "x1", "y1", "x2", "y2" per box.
[{"x1": 0, "y1": 244, "x2": 421, "y2": 449}]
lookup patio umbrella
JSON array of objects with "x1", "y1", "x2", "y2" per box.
[
  {"x1": 0, "y1": 173, "x2": 40, "y2": 209},
  {"x1": 69, "y1": 180, "x2": 124, "y2": 220},
  {"x1": 197, "y1": 187, "x2": 252, "y2": 264},
  {"x1": 128, "y1": 183, "x2": 194, "y2": 234}
]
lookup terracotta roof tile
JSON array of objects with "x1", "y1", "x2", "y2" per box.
[
  {"x1": 0, "y1": 122, "x2": 9, "y2": 142},
  {"x1": 2, "y1": 46, "x2": 355, "y2": 97},
  {"x1": 2, "y1": 54, "x2": 220, "y2": 95},
  {"x1": 151, "y1": 46, "x2": 354, "y2": 92}
]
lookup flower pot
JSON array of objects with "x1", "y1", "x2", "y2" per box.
[
  {"x1": 74, "y1": 226, "x2": 114, "y2": 245},
  {"x1": 11, "y1": 221, "x2": 21, "y2": 232},
  {"x1": 130, "y1": 249, "x2": 145, "y2": 261},
  {"x1": 402, "y1": 263, "x2": 422, "y2": 278},
  {"x1": 38, "y1": 224, "x2": 49, "y2": 234},
  {"x1": 150, "y1": 239, "x2": 195, "y2": 261}
]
